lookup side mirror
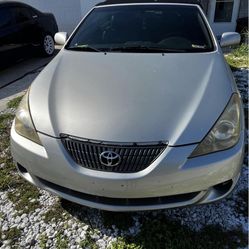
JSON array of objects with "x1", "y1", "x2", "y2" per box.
[
  {"x1": 54, "y1": 32, "x2": 68, "y2": 45},
  {"x1": 220, "y1": 32, "x2": 241, "y2": 48}
]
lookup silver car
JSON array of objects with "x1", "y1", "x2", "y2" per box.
[{"x1": 11, "y1": 1, "x2": 245, "y2": 211}]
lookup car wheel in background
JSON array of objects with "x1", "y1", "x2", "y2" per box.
[{"x1": 40, "y1": 34, "x2": 55, "y2": 56}]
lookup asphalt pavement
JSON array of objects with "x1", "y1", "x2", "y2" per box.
[{"x1": 0, "y1": 47, "x2": 61, "y2": 111}]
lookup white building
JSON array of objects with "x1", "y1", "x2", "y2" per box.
[
  {"x1": 10, "y1": 0, "x2": 248, "y2": 36},
  {"x1": 202, "y1": 0, "x2": 248, "y2": 36}
]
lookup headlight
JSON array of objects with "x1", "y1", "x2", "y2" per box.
[
  {"x1": 15, "y1": 91, "x2": 42, "y2": 145},
  {"x1": 190, "y1": 94, "x2": 241, "y2": 158}
]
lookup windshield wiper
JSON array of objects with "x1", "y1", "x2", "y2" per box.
[
  {"x1": 67, "y1": 45, "x2": 189, "y2": 53},
  {"x1": 109, "y1": 46, "x2": 188, "y2": 53},
  {"x1": 67, "y1": 45, "x2": 102, "y2": 52}
]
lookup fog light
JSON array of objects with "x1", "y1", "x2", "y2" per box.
[{"x1": 213, "y1": 180, "x2": 233, "y2": 194}]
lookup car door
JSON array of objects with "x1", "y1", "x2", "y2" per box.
[
  {"x1": 0, "y1": 7, "x2": 19, "y2": 53},
  {"x1": 12, "y1": 6, "x2": 39, "y2": 47}
]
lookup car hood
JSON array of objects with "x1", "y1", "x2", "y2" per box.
[{"x1": 30, "y1": 50, "x2": 235, "y2": 146}]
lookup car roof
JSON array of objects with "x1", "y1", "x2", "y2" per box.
[{"x1": 96, "y1": 0, "x2": 203, "y2": 8}]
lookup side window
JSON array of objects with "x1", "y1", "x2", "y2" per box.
[
  {"x1": 214, "y1": 0, "x2": 234, "y2": 22},
  {"x1": 14, "y1": 7, "x2": 32, "y2": 24},
  {"x1": 0, "y1": 8, "x2": 13, "y2": 29}
]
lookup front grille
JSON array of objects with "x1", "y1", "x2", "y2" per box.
[{"x1": 61, "y1": 135, "x2": 167, "y2": 173}]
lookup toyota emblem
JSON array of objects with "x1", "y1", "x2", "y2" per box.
[{"x1": 99, "y1": 151, "x2": 121, "y2": 167}]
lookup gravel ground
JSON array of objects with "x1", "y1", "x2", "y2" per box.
[{"x1": 0, "y1": 69, "x2": 248, "y2": 249}]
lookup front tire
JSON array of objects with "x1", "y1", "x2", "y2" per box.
[{"x1": 40, "y1": 34, "x2": 55, "y2": 56}]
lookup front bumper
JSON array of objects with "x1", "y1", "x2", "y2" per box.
[{"x1": 11, "y1": 125, "x2": 244, "y2": 211}]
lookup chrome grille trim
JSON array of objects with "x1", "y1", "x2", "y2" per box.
[{"x1": 61, "y1": 134, "x2": 168, "y2": 173}]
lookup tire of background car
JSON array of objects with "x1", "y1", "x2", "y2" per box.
[{"x1": 40, "y1": 34, "x2": 55, "y2": 57}]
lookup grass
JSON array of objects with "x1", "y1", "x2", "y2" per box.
[
  {"x1": 225, "y1": 43, "x2": 249, "y2": 69},
  {"x1": 43, "y1": 202, "x2": 68, "y2": 223},
  {"x1": 109, "y1": 215, "x2": 248, "y2": 249},
  {"x1": 0, "y1": 102, "x2": 16, "y2": 190},
  {"x1": 110, "y1": 238, "x2": 140, "y2": 249},
  {"x1": 0, "y1": 148, "x2": 40, "y2": 214},
  {"x1": 0, "y1": 159, "x2": 17, "y2": 191},
  {"x1": 39, "y1": 234, "x2": 48, "y2": 249},
  {"x1": 7, "y1": 95, "x2": 23, "y2": 109},
  {"x1": 0, "y1": 111, "x2": 40, "y2": 214},
  {"x1": 55, "y1": 232, "x2": 69, "y2": 249},
  {"x1": 79, "y1": 233, "x2": 98, "y2": 249},
  {"x1": 7, "y1": 183, "x2": 40, "y2": 213},
  {"x1": 0, "y1": 212, "x2": 4, "y2": 219},
  {"x1": 3, "y1": 227, "x2": 21, "y2": 246},
  {"x1": 0, "y1": 113, "x2": 14, "y2": 133},
  {"x1": 0, "y1": 112, "x2": 16, "y2": 191}
]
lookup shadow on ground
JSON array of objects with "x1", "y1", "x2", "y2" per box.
[
  {"x1": 60, "y1": 198, "x2": 248, "y2": 249},
  {"x1": 0, "y1": 48, "x2": 60, "y2": 100}
]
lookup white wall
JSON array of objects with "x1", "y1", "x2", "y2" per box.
[
  {"x1": 6, "y1": 0, "x2": 83, "y2": 33},
  {"x1": 80, "y1": 0, "x2": 102, "y2": 17}
]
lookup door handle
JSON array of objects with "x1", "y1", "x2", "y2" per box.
[{"x1": 32, "y1": 15, "x2": 38, "y2": 19}]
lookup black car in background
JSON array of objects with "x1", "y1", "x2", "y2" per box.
[{"x1": 0, "y1": 1, "x2": 58, "y2": 62}]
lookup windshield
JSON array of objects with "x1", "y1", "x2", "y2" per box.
[{"x1": 66, "y1": 5, "x2": 214, "y2": 53}]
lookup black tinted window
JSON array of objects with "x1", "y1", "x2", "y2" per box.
[
  {"x1": 214, "y1": 0, "x2": 234, "y2": 22},
  {"x1": 0, "y1": 8, "x2": 13, "y2": 29},
  {"x1": 67, "y1": 5, "x2": 214, "y2": 53},
  {"x1": 14, "y1": 7, "x2": 32, "y2": 23}
]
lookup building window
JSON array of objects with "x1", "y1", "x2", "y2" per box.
[{"x1": 214, "y1": 0, "x2": 234, "y2": 22}]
